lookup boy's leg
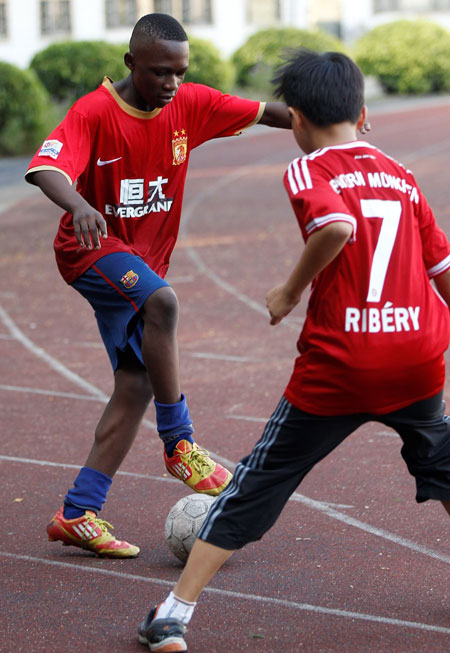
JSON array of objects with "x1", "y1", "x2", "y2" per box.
[
  {"x1": 140, "y1": 286, "x2": 180, "y2": 404},
  {"x1": 141, "y1": 285, "x2": 232, "y2": 495},
  {"x1": 174, "y1": 539, "x2": 234, "y2": 602},
  {"x1": 48, "y1": 253, "x2": 230, "y2": 556},
  {"x1": 84, "y1": 361, "x2": 153, "y2": 477},
  {"x1": 46, "y1": 355, "x2": 152, "y2": 557},
  {"x1": 380, "y1": 391, "x2": 450, "y2": 507},
  {"x1": 138, "y1": 540, "x2": 232, "y2": 651},
  {"x1": 138, "y1": 397, "x2": 366, "y2": 648}
]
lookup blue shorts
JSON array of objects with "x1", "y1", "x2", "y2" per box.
[{"x1": 71, "y1": 252, "x2": 169, "y2": 370}]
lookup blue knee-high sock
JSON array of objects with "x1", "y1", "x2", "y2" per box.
[
  {"x1": 155, "y1": 393, "x2": 194, "y2": 456},
  {"x1": 63, "y1": 467, "x2": 112, "y2": 520}
]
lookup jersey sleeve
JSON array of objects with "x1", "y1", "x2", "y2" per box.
[
  {"x1": 186, "y1": 83, "x2": 264, "y2": 148},
  {"x1": 25, "y1": 106, "x2": 92, "y2": 185},
  {"x1": 414, "y1": 189, "x2": 450, "y2": 278},
  {"x1": 284, "y1": 156, "x2": 358, "y2": 242}
]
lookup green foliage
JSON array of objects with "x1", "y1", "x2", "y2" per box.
[
  {"x1": 0, "y1": 62, "x2": 56, "y2": 155},
  {"x1": 184, "y1": 35, "x2": 235, "y2": 92},
  {"x1": 30, "y1": 40, "x2": 128, "y2": 102},
  {"x1": 232, "y1": 27, "x2": 345, "y2": 93},
  {"x1": 354, "y1": 20, "x2": 450, "y2": 94}
]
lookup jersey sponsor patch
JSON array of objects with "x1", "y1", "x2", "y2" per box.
[
  {"x1": 172, "y1": 129, "x2": 187, "y2": 165},
  {"x1": 120, "y1": 270, "x2": 139, "y2": 288},
  {"x1": 38, "y1": 139, "x2": 63, "y2": 160}
]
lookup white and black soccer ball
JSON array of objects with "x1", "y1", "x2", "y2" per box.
[{"x1": 165, "y1": 493, "x2": 216, "y2": 562}]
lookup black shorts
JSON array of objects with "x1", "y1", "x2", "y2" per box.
[{"x1": 199, "y1": 392, "x2": 450, "y2": 550}]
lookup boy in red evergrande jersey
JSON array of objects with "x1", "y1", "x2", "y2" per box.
[
  {"x1": 137, "y1": 50, "x2": 450, "y2": 652},
  {"x1": 25, "y1": 13, "x2": 294, "y2": 558}
]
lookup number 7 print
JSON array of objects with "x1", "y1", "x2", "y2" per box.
[{"x1": 360, "y1": 199, "x2": 402, "y2": 303}]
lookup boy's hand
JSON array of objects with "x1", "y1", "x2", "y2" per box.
[
  {"x1": 266, "y1": 284, "x2": 300, "y2": 325},
  {"x1": 73, "y1": 207, "x2": 108, "y2": 250}
]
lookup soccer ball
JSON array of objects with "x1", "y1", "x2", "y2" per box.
[{"x1": 165, "y1": 493, "x2": 216, "y2": 562}]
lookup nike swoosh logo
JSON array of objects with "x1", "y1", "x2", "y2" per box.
[{"x1": 97, "y1": 157, "x2": 122, "y2": 166}]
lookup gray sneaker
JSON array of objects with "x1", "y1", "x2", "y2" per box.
[{"x1": 138, "y1": 605, "x2": 187, "y2": 652}]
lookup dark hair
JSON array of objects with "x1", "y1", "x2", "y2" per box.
[
  {"x1": 272, "y1": 49, "x2": 364, "y2": 126},
  {"x1": 130, "y1": 13, "x2": 188, "y2": 49}
]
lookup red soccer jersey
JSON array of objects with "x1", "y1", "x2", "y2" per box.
[
  {"x1": 26, "y1": 78, "x2": 264, "y2": 283},
  {"x1": 283, "y1": 141, "x2": 450, "y2": 415}
]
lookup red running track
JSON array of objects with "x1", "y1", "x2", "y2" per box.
[{"x1": 1, "y1": 97, "x2": 450, "y2": 652}]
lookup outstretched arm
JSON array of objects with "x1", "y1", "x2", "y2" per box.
[
  {"x1": 266, "y1": 221, "x2": 353, "y2": 325},
  {"x1": 28, "y1": 170, "x2": 107, "y2": 250},
  {"x1": 259, "y1": 102, "x2": 371, "y2": 134},
  {"x1": 259, "y1": 102, "x2": 291, "y2": 129}
]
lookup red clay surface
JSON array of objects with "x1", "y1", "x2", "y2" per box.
[{"x1": 1, "y1": 98, "x2": 450, "y2": 652}]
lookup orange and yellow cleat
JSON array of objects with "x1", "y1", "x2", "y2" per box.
[
  {"x1": 164, "y1": 440, "x2": 232, "y2": 496},
  {"x1": 47, "y1": 506, "x2": 140, "y2": 558}
]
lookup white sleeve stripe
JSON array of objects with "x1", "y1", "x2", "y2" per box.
[
  {"x1": 305, "y1": 213, "x2": 357, "y2": 240},
  {"x1": 301, "y1": 158, "x2": 313, "y2": 189},
  {"x1": 287, "y1": 162, "x2": 299, "y2": 194},
  {"x1": 427, "y1": 254, "x2": 450, "y2": 278},
  {"x1": 293, "y1": 159, "x2": 305, "y2": 191}
]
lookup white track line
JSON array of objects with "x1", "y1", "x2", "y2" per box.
[
  {"x1": 189, "y1": 352, "x2": 260, "y2": 362},
  {"x1": 0, "y1": 305, "x2": 108, "y2": 401},
  {"x1": 0, "y1": 454, "x2": 178, "y2": 483},
  {"x1": 1, "y1": 452, "x2": 449, "y2": 565},
  {"x1": 0, "y1": 246, "x2": 448, "y2": 563},
  {"x1": 0, "y1": 384, "x2": 103, "y2": 401},
  {"x1": 180, "y1": 163, "x2": 302, "y2": 331},
  {"x1": 1, "y1": 129, "x2": 449, "y2": 579},
  {"x1": 290, "y1": 493, "x2": 450, "y2": 564},
  {"x1": 0, "y1": 305, "x2": 158, "y2": 430},
  {"x1": 1, "y1": 551, "x2": 449, "y2": 635}
]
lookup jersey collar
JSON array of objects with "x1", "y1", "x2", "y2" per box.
[{"x1": 102, "y1": 77, "x2": 162, "y2": 119}]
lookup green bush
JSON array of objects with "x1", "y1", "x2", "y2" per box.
[
  {"x1": 0, "y1": 62, "x2": 56, "y2": 155},
  {"x1": 354, "y1": 20, "x2": 450, "y2": 94},
  {"x1": 185, "y1": 35, "x2": 235, "y2": 92},
  {"x1": 232, "y1": 27, "x2": 346, "y2": 93},
  {"x1": 30, "y1": 40, "x2": 128, "y2": 102}
]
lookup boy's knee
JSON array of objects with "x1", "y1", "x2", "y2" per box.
[{"x1": 142, "y1": 285, "x2": 179, "y2": 332}]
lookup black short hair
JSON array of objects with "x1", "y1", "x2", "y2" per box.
[
  {"x1": 130, "y1": 13, "x2": 188, "y2": 49},
  {"x1": 272, "y1": 49, "x2": 364, "y2": 126}
]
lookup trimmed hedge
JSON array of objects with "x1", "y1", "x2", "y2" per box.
[
  {"x1": 185, "y1": 35, "x2": 235, "y2": 92},
  {"x1": 30, "y1": 40, "x2": 128, "y2": 102},
  {"x1": 0, "y1": 62, "x2": 54, "y2": 155},
  {"x1": 354, "y1": 20, "x2": 450, "y2": 94},
  {"x1": 232, "y1": 27, "x2": 346, "y2": 92},
  {"x1": 30, "y1": 37, "x2": 234, "y2": 101}
]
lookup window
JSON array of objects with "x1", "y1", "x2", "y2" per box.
[
  {"x1": 40, "y1": 0, "x2": 71, "y2": 35},
  {"x1": 0, "y1": 0, "x2": 7, "y2": 37},
  {"x1": 105, "y1": 0, "x2": 137, "y2": 28},
  {"x1": 154, "y1": 0, "x2": 212, "y2": 24},
  {"x1": 374, "y1": 0, "x2": 450, "y2": 10},
  {"x1": 247, "y1": 0, "x2": 280, "y2": 25},
  {"x1": 154, "y1": 0, "x2": 172, "y2": 12},
  {"x1": 181, "y1": 0, "x2": 212, "y2": 24}
]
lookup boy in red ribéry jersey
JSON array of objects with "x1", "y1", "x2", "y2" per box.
[
  {"x1": 25, "y1": 13, "x2": 295, "y2": 558},
  {"x1": 137, "y1": 50, "x2": 450, "y2": 652}
]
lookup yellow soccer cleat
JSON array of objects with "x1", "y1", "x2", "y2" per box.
[{"x1": 164, "y1": 440, "x2": 232, "y2": 496}]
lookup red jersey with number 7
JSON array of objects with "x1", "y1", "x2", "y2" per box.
[{"x1": 283, "y1": 140, "x2": 450, "y2": 415}]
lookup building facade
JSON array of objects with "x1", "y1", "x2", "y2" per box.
[{"x1": 1, "y1": 0, "x2": 450, "y2": 69}]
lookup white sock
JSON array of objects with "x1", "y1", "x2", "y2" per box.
[{"x1": 156, "y1": 591, "x2": 196, "y2": 625}]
